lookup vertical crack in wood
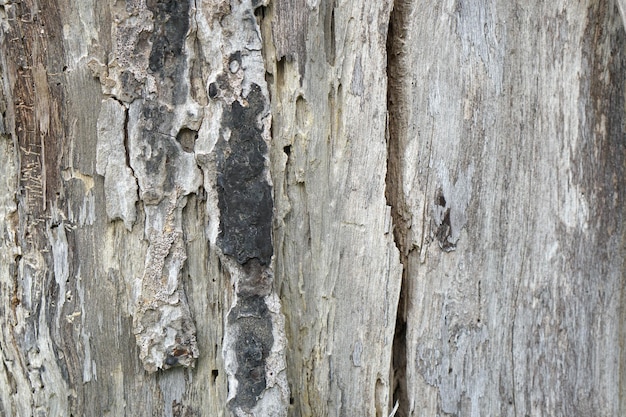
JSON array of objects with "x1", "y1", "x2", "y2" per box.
[
  {"x1": 121, "y1": 104, "x2": 136, "y2": 182},
  {"x1": 386, "y1": 0, "x2": 414, "y2": 416}
]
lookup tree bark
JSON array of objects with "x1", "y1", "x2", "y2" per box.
[
  {"x1": 0, "y1": 0, "x2": 624, "y2": 416},
  {"x1": 386, "y1": 1, "x2": 626, "y2": 416}
]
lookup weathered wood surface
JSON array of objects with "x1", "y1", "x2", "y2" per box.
[
  {"x1": 0, "y1": 0, "x2": 624, "y2": 416},
  {"x1": 387, "y1": 1, "x2": 626, "y2": 416},
  {"x1": 264, "y1": 0, "x2": 402, "y2": 415},
  {"x1": 1, "y1": 0, "x2": 287, "y2": 415}
]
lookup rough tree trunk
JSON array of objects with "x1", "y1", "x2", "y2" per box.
[{"x1": 0, "y1": 0, "x2": 624, "y2": 416}]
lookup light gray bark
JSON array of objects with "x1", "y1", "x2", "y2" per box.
[
  {"x1": 386, "y1": 1, "x2": 626, "y2": 416},
  {"x1": 263, "y1": 0, "x2": 402, "y2": 413},
  {"x1": 0, "y1": 0, "x2": 625, "y2": 416}
]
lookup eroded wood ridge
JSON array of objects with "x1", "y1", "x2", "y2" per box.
[
  {"x1": 263, "y1": 0, "x2": 403, "y2": 415},
  {"x1": 0, "y1": 0, "x2": 76, "y2": 413}
]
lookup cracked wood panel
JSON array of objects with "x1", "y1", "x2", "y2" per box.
[{"x1": 387, "y1": 0, "x2": 626, "y2": 416}]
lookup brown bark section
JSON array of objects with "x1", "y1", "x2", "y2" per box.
[
  {"x1": 6, "y1": 0, "x2": 63, "y2": 226},
  {"x1": 16, "y1": 0, "x2": 68, "y2": 198}
]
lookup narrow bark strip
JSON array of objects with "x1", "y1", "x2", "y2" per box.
[{"x1": 193, "y1": 0, "x2": 290, "y2": 414}]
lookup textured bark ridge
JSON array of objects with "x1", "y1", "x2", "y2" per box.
[
  {"x1": 195, "y1": 0, "x2": 291, "y2": 412},
  {"x1": 90, "y1": 0, "x2": 290, "y2": 409},
  {"x1": 386, "y1": 1, "x2": 626, "y2": 416},
  {"x1": 0, "y1": 1, "x2": 72, "y2": 413},
  {"x1": 91, "y1": 0, "x2": 202, "y2": 372}
]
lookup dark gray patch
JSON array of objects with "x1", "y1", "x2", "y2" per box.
[
  {"x1": 208, "y1": 82, "x2": 219, "y2": 99},
  {"x1": 434, "y1": 190, "x2": 455, "y2": 252},
  {"x1": 216, "y1": 84, "x2": 273, "y2": 265},
  {"x1": 176, "y1": 128, "x2": 197, "y2": 153},
  {"x1": 228, "y1": 295, "x2": 273, "y2": 410},
  {"x1": 147, "y1": 0, "x2": 190, "y2": 104},
  {"x1": 147, "y1": 0, "x2": 189, "y2": 72}
]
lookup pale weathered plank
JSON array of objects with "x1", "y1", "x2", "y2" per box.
[
  {"x1": 387, "y1": 1, "x2": 626, "y2": 416},
  {"x1": 263, "y1": 0, "x2": 403, "y2": 415}
]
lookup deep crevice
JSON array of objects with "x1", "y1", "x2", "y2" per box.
[
  {"x1": 386, "y1": 0, "x2": 414, "y2": 416},
  {"x1": 120, "y1": 104, "x2": 135, "y2": 179}
]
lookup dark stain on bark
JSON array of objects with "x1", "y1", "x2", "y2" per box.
[
  {"x1": 435, "y1": 209, "x2": 454, "y2": 252},
  {"x1": 216, "y1": 84, "x2": 273, "y2": 266},
  {"x1": 147, "y1": 0, "x2": 190, "y2": 104},
  {"x1": 227, "y1": 295, "x2": 273, "y2": 411},
  {"x1": 147, "y1": 0, "x2": 189, "y2": 71},
  {"x1": 433, "y1": 189, "x2": 456, "y2": 252}
]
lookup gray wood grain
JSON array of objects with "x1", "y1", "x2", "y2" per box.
[{"x1": 387, "y1": 1, "x2": 626, "y2": 416}]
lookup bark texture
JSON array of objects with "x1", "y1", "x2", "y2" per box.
[
  {"x1": 0, "y1": 0, "x2": 625, "y2": 416},
  {"x1": 386, "y1": 2, "x2": 626, "y2": 416}
]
